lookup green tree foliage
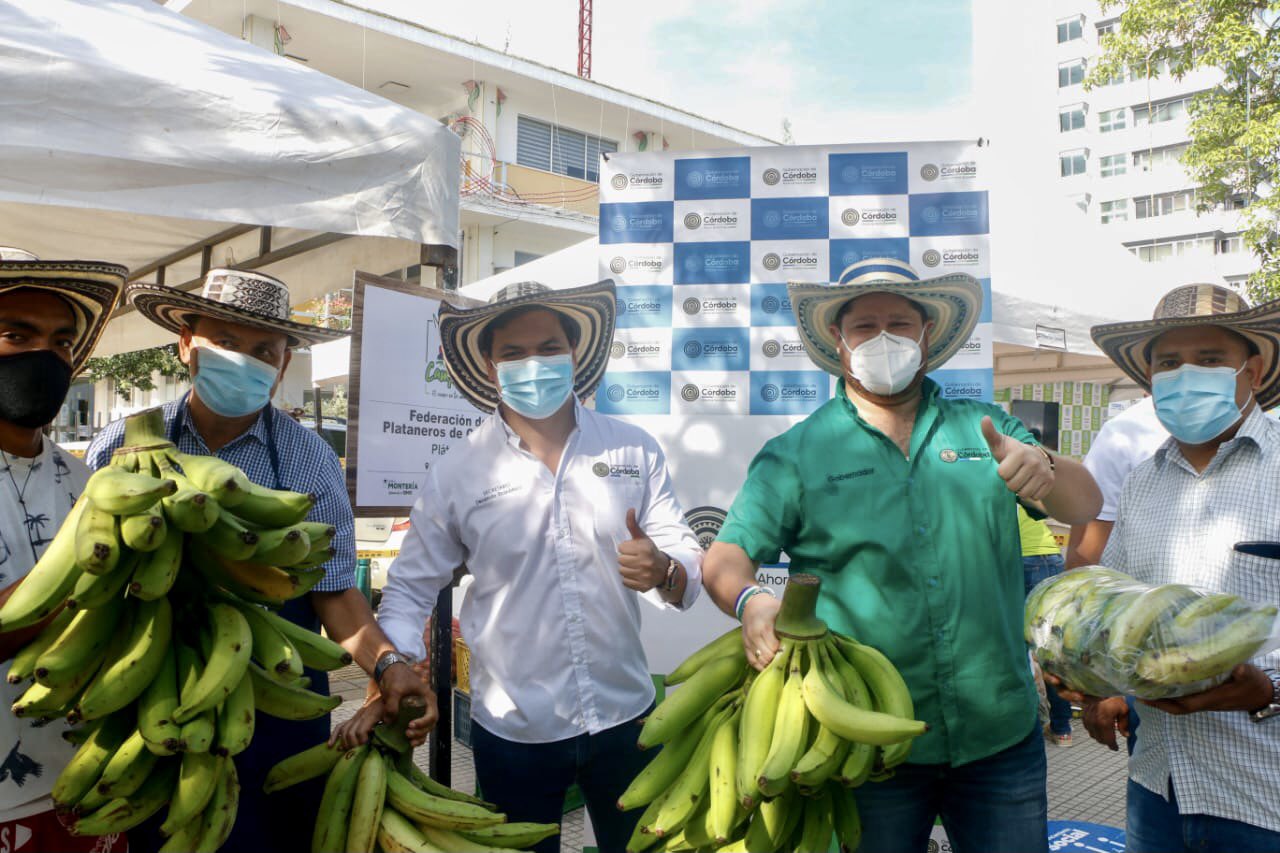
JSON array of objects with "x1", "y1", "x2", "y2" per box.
[
  {"x1": 83, "y1": 345, "x2": 189, "y2": 402},
  {"x1": 1088, "y1": 1, "x2": 1280, "y2": 299}
]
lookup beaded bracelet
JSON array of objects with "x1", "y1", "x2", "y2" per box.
[{"x1": 734, "y1": 584, "x2": 776, "y2": 621}]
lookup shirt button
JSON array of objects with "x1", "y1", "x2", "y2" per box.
[
  {"x1": 927, "y1": 578, "x2": 938, "y2": 588},
  {"x1": 907, "y1": 477, "x2": 914, "y2": 485},
  {"x1": 935, "y1": 630, "x2": 944, "y2": 641},
  {"x1": 917, "y1": 526, "x2": 927, "y2": 535}
]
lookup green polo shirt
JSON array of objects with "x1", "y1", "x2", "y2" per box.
[{"x1": 718, "y1": 378, "x2": 1038, "y2": 766}]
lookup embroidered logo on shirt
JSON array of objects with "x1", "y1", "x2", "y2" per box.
[
  {"x1": 593, "y1": 462, "x2": 610, "y2": 477},
  {"x1": 476, "y1": 482, "x2": 523, "y2": 506},
  {"x1": 939, "y1": 447, "x2": 991, "y2": 463},
  {"x1": 595, "y1": 461, "x2": 642, "y2": 480},
  {"x1": 827, "y1": 468, "x2": 873, "y2": 483}
]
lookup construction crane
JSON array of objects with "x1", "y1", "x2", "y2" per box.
[{"x1": 577, "y1": 0, "x2": 592, "y2": 78}]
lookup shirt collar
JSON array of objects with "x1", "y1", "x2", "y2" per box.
[
  {"x1": 494, "y1": 397, "x2": 584, "y2": 451},
  {"x1": 1155, "y1": 399, "x2": 1275, "y2": 472},
  {"x1": 837, "y1": 376, "x2": 941, "y2": 421},
  {"x1": 179, "y1": 400, "x2": 270, "y2": 452}
]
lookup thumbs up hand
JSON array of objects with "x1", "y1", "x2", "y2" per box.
[
  {"x1": 981, "y1": 415, "x2": 1055, "y2": 502},
  {"x1": 617, "y1": 508, "x2": 669, "y2": 592}
]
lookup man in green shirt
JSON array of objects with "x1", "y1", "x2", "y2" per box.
[{"x1": 703, "y1": 258, "x2": 1101, "y2": 853}]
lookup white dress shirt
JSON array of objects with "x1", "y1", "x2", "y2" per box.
[
  {"x1": 1083, "y1": 397, "x2": 1168, "y2": 522},
  {"x1": 378, "y1": 401, "x2": 703, "y2": 744},
  {"x1": 1103, "y1": 404, "x2": 1280, "y2": 832}
]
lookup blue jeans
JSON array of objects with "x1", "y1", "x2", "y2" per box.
[
  {"x1": 470, "y1": 704, "x2": 654, "y2": 853},
  {"x1": 1127, "y1": 778, "x2": 1280, "y2": 852},
  {"x1": 1023, "y1": 554, "x2": 1074, "y2": 735},
  {"x1": 852, "y1": 724, "x2": 1048, "y2": 853}
]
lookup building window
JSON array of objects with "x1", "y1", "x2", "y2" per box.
[
  {"x1": 1057, "y1": 17, "x2": 1083, "y2": 43},
  {"x1": 1131, "y1": 234, "x2": 1216, "y2": 261},
  {"x1": 1059, "y1": 60, "x2": 1086, "y2": 88},
  {"x1": 516, "y1": 115, "x2": 618, "y2": 182},
  {"x1": 1133, "y1": 143, "x2": 1188, "y2": 172},
  {"x1": 1135, "y1": 190, "x2": 1195, "y2": 219},
  {"x1": 1218, "y1": 234, "x2": 1245, "y2": 254},
  {"x1": 513, "y1": 251, "x2": 543, "y2": 267},
  {"x1": 1096, "y1": 19, "x2": 1119, "y2": 40},
  {"x1": 1100, "y1": 154, "x2": 1127, "y2": 178},
  {"x1": 1059, "y1": 105, "x2": 1086, "y2": 132},
  {"x1": 1134, "y1": 97, "x2": 1189, "y2": 126},
  {"x1": 1098, "y1": 108, "x2": 1127, "y2": 133},
  {"x1": 1060, "y1": 150, "x2": 1088, "y2": 177},
  {"x1": 1100, "y1": 199, "x2": 1129, "y2": 224}
]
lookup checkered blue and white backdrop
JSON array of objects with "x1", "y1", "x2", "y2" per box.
[{"x1": 596, "y1": 140, "x2": 993, "y2": 418}]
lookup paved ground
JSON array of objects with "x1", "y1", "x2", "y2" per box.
[{"x1": 330, "y1": 666, "x2": 1130, "y2": 852}]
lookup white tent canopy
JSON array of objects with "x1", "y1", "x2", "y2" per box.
[{"x1": 0, "y1": 0, "x2": 460, "y2": 354}]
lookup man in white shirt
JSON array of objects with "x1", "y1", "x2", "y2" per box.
[
  {"x1": 0, "y1": 249, "x2": 127, "y2": 852},
  {"x1": 362, "y1": 281, "x2": 703, "y2": 853},
  {"x1": 1074, "y1": 284, "x2": 1280, "y2": 852},
  {"x1": 1066, "y1": 396, "x2": 1168, "y2": 570}
]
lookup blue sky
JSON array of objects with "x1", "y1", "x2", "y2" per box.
[{"x1": 376, "y1": 0, "x2": 974, "y2": 143}]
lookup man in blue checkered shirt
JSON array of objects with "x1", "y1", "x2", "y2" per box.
[
  {"x1": 87, "y1": 269, "x2": 434, "y2": 852},
  {"x1": 1072, "y1": 284, "x2": 1280, "y2": 853}
]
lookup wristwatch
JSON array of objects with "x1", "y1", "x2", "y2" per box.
[
  {"x1": 1250, "y1": 669, "x2": 1280, "y2": 723},
  {"x1": 661, "y1": 555, "x2": 680, "y2": 592},
  {"x1": 374, "y1": 651, "x2": 411, "y2": 685}
]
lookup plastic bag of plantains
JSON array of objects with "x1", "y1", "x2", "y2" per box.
[{"x1": 1024, "y1": 565, "x2": 1280, "y2": 700}]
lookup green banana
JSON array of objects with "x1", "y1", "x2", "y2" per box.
[
  {"x1": 757, "y1": 642, "x2": 809, "y2": 798},
  {"x1": 158, "y1": 818, "x2": 203, "y2": 853},
  {"x1": 1136, "y1": 605, "x2": 1279, "y2": 685},
  {"x1": 180, "y1": 709, "x2": 215, "y2": 754},
  {"x1": 215, "y1": 671, "x2": 255, "y2": 756},
  {"x1": 160, "y1": 750, "x2": 220, "y2": 838},
  {"x1": 239, "y1": 601, "x2": 304, "y2": 681},
  {"x1": 82, "y1": 465, "x2": 177, "y2": 515},
  {"x1": 833, "y1": 783, "x2": 863, "y2": 851},
  {"x1": 1107, "y1": 583, "x2": 1202, "y2": 662},
  {"x1": 803, "y1": 644, "x2": 927, "y2": 747},
  {"x1": 193, "y1": 755, "x2": 238, "y2": 853},
  {"x1": 0, "y1": 498, "x2": 85, "y2": 630},
  {"x1": 637, "y1": 653, "x2": 745, "y2": 749},
  {"x1": 618, "y1": 702, "x2": 715, "y2": 810},
  {"x1": 757, "y1": 783, "x2": 801, "y2": 849},
  {"x1": 67, "y1": 549, "x2": 136, "y2": 611},
  {"x1": 796, "y1": 784, "x2": 834, "y2": 853},
  {"x1": 7, "y1": 606, "x2": 74, "y2": 684},
  {"x1": 120, "y1": 500, "x2": 168, "y2": 552},
  {"x1": 665, "y1": 626, "x2": 744, "y2": 686},
  {"x1": 35, "y1": 592, "x2": 125, "y2": 688},
  {"x1": 12, "y1": 677, "x2": 83, "y2": 719},
  {"x1": 402, "y1": 758, "x2": 495, "y2": 808},
  {"x1": 1172, "y1": 593, "x2": 1243, "y2": 633},
  {"x1": 680, "y1": 795, "x2": 716, "y2": 849},
  {"x1": 736, "y1": 642, "x2": 789, "y2": 808},
  {"x1": 457, "y1": 822, "x2": 560, "y2": 849},
  {"x1": 139, "y1": 645, "x2": 182, "y2": 755},
  {"x1": 835, "y1": 637, "x2": 918, "y2": 768},
  {"x1": 129, "y1": 526, "x2": 182, "y2": 600},
  {"x1": 94, "y1": 729, "x2": 158, "y2": 800},
  {"x1": 378, "y1": 807, "x2": 439, "y2": 853},
  {"x1": 232, "y1": 482, "x2": 315, "y2": 528},
  {"x1": 293, "y1": 522, "x2": 337, "y2": 553},
  {"x1": 651, "y1": 703, "x2": 733, "y2": 838},
  {"x1": 75, "y1": 498, "x2": 122, "y2": 575},
  {"x1": 247, "y1": 661, "x2": 341, "y2": 720},
  {"x1": 707, "y1": 706, "x2": 740, "y2": 844},
  {"x1": 625, "y1": 790, "x2": 668, "y2": 853},
  {"x1": 287, "y1": 548, "x2": 335, "y2": 572},
  {"x1": 71, "y1": 757, "x2": 178, "y2": 836},
  {"x1": 189, "y1": 546, "x2": 299, "y2": 605},
  {"x1": 160, "y1": 486, "x2": 220, "y2": 534},
  {"x1": 195, "y1": 506, "x2": 260, "y2": 561},
  {"x1": 254, "y1": 606, "x2": 353, "y2": 670},
  {"x1": 251, "y1": 525, "x2": 312, "y2": 567},
  {"x1": 346, "y1": 752, "x2": 388, "y2": 853},
  {"x1": 170, "y1": 452, "x2": 250, "y2": 506},
  {"x1": 420, "y1": 824, "x2": 515, "y2": 852},
  {"x1": 173, "y1": 603, "x2": 251, "y2": 723},
  {"x1": 76, "y1": 595, "x2": 172, "y2": 721},
  {"x1": 313, "y1": 746, "x2": 369, "y2": 853},
  {"x1": 51, "y1": 712, "x2": 132, "y2": 810},
  {"x1": 263, "y1": 741, "x2": 344, "y2": 793},
  {"x1": 384, "y1": 764, "x2": 505, "y2": 829}
]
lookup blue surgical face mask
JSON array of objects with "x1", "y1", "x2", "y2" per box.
[
  {"x1": 495, "y1": 354, "x2": 574, "y2": 420},
  {"x1": 192, "y1": 345, "x2": 279, "y2": 418},
  {"x1": 1151, "y1": 363, "x2": 1248, "y2": 444}
]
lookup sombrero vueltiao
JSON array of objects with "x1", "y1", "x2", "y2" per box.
[
  {"x1": 439, "y1": 280, "x2": 616, "y2": 413},
  {"x1": 788, "y1": 257, "x2": 983, "y2": 376},
  {"x1": 128, "y1": 268, "x2": 348, "y2": 348},
  {"x1": 1091, "y1": 283, "x2": 1280, "y2": 410},
  {"x1": 0, "y1": 247, "x2": 127, "y2": 374}
]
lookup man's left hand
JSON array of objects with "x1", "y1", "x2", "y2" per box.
[
  {"x1": 380, "y1": 661, "x2": 438, "y2": 744},
  {"x1": 981, "y1": 416, "x2": 1054, "y2": 501},
  {"x1": 617, "y1": 508, "x2": 667, "y2": 592},
  {"x1": 1141, "y1": 664, "x2": 1274, "y2": 715}
]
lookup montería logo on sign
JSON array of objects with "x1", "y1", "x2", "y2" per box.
[
  {"x1": 610, "y1": 174, "x2": 629, "y2": 190},
  {"x1": 684, "y1": 505, "x2": 728, "y2": 550},
  {"x1": 762, "y1": 168, "x2": 781, "y2": 186}
]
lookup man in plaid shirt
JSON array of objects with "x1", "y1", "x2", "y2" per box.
[{"x1": 1071, "y1": 284, "x2": 1280, "y2": 852}]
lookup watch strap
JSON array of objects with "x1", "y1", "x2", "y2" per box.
[
  {"x1": 374, "y1": 651, "x2": 407, "y2": 683},
  {"x1": 1250, "y1": 670, "x2": 1280, "y2": 722},
  {"x1": 661, "y1": 556, "x2": 679, "y2": 592}
]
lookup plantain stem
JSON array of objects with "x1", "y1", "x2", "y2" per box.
[
  {"x1": 774, "y1": 574, "x2": 829, "y2": 639},
  {"x1": 120, "y1": 407, "x2": 173, "y2": 452}
]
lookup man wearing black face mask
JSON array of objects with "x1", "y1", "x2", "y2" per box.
[{"x1": 0, "y1": 248, "x2": 128, "y2": 851}]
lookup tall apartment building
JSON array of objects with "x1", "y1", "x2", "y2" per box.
[{"x1": 1052, "y1": 1, "x2": 1255, "y2": 286}]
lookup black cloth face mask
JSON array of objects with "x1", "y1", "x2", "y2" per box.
[{"x1": 0, "y1": 349, "x2": 73, "y2": 428}]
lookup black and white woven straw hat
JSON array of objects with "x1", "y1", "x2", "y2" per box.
[
  {"x1": 787, "y1": 257, "x2": 982, "y2": 376},
  {"x1": 127, "y1": 268, "x2": 347, "y2": 347},
  {"x1": 1092, "y1": 283, "x2": 1280, "y2": 409},
  {"x1": 438, "y1": 279, "x2": 616, "y2": 413},
  {"x1": 0, "y1": 246, "x2": 127, "y2": 374}
]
